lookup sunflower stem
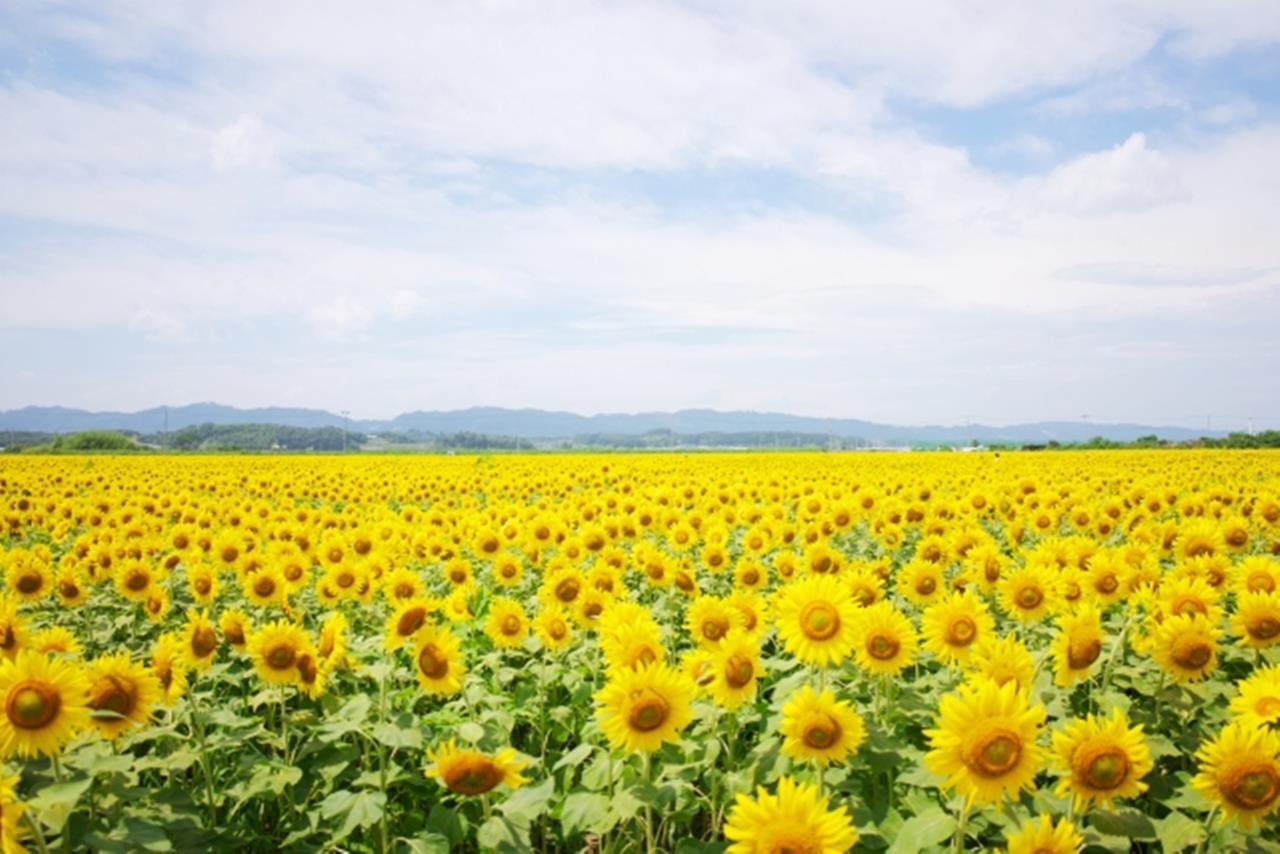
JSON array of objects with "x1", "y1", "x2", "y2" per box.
[
  {"x1": 24, "y1": 811, "x2": 50, "y2": 854},
  {"x1": 377, "y1": 664, "x2": 391, "y2": 854},
  {"x1": 952, "y1": 801, "x2": 970, "y2": 853},
  {"x1": 1195, "y1": 806, "x2": 1218, "y2": 854},
  {"x1": 189, "y1": 689, "x2": 219, "y2": 826},
  {"x1": 642, "y1": 752, "x2": 655, "y2": 854}
]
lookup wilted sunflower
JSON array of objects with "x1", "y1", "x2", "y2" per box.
[
  {"x1": 921, "y1": 589, "x2": 993, "y2": 667},
  {"x1": 0, "y1": 650, "x2": 90, "y2": 758},
  {"x1": 779, "y1": 685, "x2": 865, "y2": 767},
  {"x1": 1002, "y1": 815, "x2": 1083, "y2": 854},
  {"x1": 1230, "y1": 664, "x2": 1280, "y2": 728},
  {"x1": 1230, "y1": 591, "x2": 1280, "y2": 649},
  {"x1": 412, "y1": 624, "x2": 465, "y2": 696},
  {"x1": 484, "y1": 597, "x2": 529, "y2": 649},
  {"x1": 425, "y1": 739, "x2": 529, "y2": 796},
  {"x1": 774, "y1": 574, "x2": 860, "y2": 668},
  {"x1": 1150, "y1": 613, "x2": 1218, "y2": 683},
  {"x1": 1192, "y1": 721, "x2": 1280, "y2": 829},
  {"x1": 925, "y1": 677, "x2": 1046, "y2": 806},
  {"x1": 1051, "y1": 709, "x2": 1153, "y2": 810},
  {"x1": 594, "y1": 661, "x2": 694, "y2": 753},
  {"x1": 85, "y1": 651, "x2": 160, "y2": 739},
  {"x1": 707, "y1": 630, "x2": 760, "y2": 710},
  {"x1": 723, "y1": 775, "x2": 858, "y2": 854},
  {"x1": 1049, "y1": 602, "x2": 1104, "y2": 687},
  {"x1": 247, "y1": 620, "x2": 314, "y2": 686}
]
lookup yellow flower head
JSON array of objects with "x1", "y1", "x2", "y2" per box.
[
  {"x1": 0, "y1": 649, "x2": 90, "y2": 758},
  {"x1": 925, "y1": 677, "x2": 1046, "y2": 806},
  {"x1": 425, "y1": 739, "x2": 529, "y2": 796},
  {"x1": 412, "y1": 624, "x2": 466, "y2": 696},
  {"x1": 1003, "y1": 814, "x2": 1083, "y2": 854},
  {"x1": 998, "y1": 561, "x2": 1062, "y2": 624},
  {"x1": 852, "y1": 601, "x2": 919, "y2": 676},
  {"x1": 1230, "y1": 591, "x2": 1280, "y2": 649},
  {"x1": 921, "y1": 589, "x2": 993, "y2": 667},
  {"x1": 1051, "y1": 709, "x2": 1153, "y2": 810},
  {"x1": 384, "y1": 598, "x2": 434, "y2": 652},
  {"x1": 533, "y1": 607, "x2": 574, "y2": 653},
  {"x1": 1150, "y1": 613, "x2": 1218, "y2": 683},
  {"x1": 1050, "y1": 602, "x2": 1104, "y2": 687},
  {"x1": 723, "y1": 775, "x2": 858, "y2": 854},
  {"x1": 85, "y1": 651, "x2": 160, "y2": 740},
  {"x1": 484, "y1": 597, "x2": 529, "y2": 649},
  {"x1": 247, "y1": 619, "x2": 315, "y2": 687},
  {"x1": 707, "y1": 629, "x2": 761, "y2": 710},
  {"x1": 1230, "y1": 663, "x2": 1280, "y2": 728},
  {"x1": 151, "y1": 632, "x2": 189, "y2": 706},
  {"x1": 1192, "y1": 721, "x2": 1280, "y2": 829},
  {"x1": 594, "y1": 661, "x2": 694, "y2": 754},
  {"x1": 774, "y1": 574, "x2": 860, "y2": 668},
  {"x1": 779, "y1": 685, "x2": 866, "y2": 767},
  {"x1": 898, "y1": 559, "x2": 945, "y2": 607}
]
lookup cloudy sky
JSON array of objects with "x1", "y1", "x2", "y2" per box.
[{"x1": 2, "y1": 2, "x2": 1279, "y2": 429}]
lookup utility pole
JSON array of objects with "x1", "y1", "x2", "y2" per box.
[{"x1": 341, "y1": 410, "x2": 350, "y2": 452}]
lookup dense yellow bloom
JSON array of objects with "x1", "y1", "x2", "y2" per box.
[
  {"x1": 997, "y1": 561, "x2": 1061, "y2": 623},
  {"x1": 412, "y1": 624, "x2": 466, "y2": 695},
  {"x1": 1193, "y1": 721, "x2": 1280, "y2": 829},
  {"x1": 484, "y1": 597, "x2": 529, "y2": 649},
  {"x1": 1051, "y1": 709, "x2": 1153, "y2": 809},
  {"x1": 707, "y1": 630, "x2": 761, "y2": 710},
  {"x1": 686, "y1": 595, "x2": 741, "y2": 649},
  {"x1": 774, "y1": 574, "x2": 860, "y2": 667},
  {"x1": 723, "y1": 776, "x2": 858, "y2": 854},
  {"x1": 247, "y1": 620, "x2": 315, "y2": 686},
  {"x1": 151, "y1": 632, "x2": 189, "y2": 706},
  {"x1": 1150, "y1": 613, "x2": 1218, "y2": 683},
  {"x1": 85, "y1": 652, "x2": 160, "y2": 739},
  {"x1": 425, "y1": 739, "x2": 528, "y2": 796},
  {"x1": 594, "y1": 661, "x2": 694, "y2": 753},
  {"x1": 533, "y1": 607, "x2": 574, "y2": 653},
  {"x1": 779, "y1": 685, "x2": 865, "y2": 767},
  {"x1": 1230, "y1": 591, "x2": 1280, "y2": 649},
  {"x1": 31, "y1": 626, "x2": 80, "y2": 656},
  {"x1": 852, "y1": 602, "x2": 918, "y2": 676},
  {"x1": 925, "y1": 677, "x2": 1046, "y2": 806},
  {"x1": 1003, "y1": 815, "x2": 1083, "y2": 854},
  {"x1": 1230, "y1": 664, "x2": 1280, "y2": 728},
  {"x1": 921, "y1": 589, "x2": 992, "y2": 666},
  {"x1": 180, "y1": 608, "x2": 220, "y2": 671},
  {"x1": 0, "y1": 772, "x2": 28, "y2": 854},
  {"x1": 0, "y1": 650, "x2": 90, "y2": 758},
  {"x1": 1050, "y1": 602, "x2": 1104, "y2": 687}
]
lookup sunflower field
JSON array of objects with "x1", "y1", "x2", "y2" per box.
[{"x1": 1, "y1": 451, "x2": 1280, "y2": 853}]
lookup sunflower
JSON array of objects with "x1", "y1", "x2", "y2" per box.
[
  {"x1": 219, "y1": 609, "x2": 251, "y2": 650},
  {"x1": 0, "y1": 597, "x2": 26, "y2": 663},
  {"x1": 54, "y1": 567, "x2": 87, "y2": 608},
  {"x1": 600, "y1": 618, "x2": 665, "y2": 673},
  {"x1": 4, "y1": 554, "x2": 51, "y2": 603},
  {"x1": 1049, "y1": 602, "x2": 1104, "y2": 687},
  {"x1": 243, "y1": 565, "x2": 287, "y2": 609},
  {"x1": 491, "y1": 554, "x2": 524, "y2": 588},
  {"x1": 114, "y1": 559, "x2": 155, "y2": 603},
  {"x1": 539, "y1": 567, "x2": 585, "y2": 610},
  {"x1": 412, "y1": 624, "x2": 466, "y2": 696},
  {"x1": 1151, "y1": 613, "x2": 1218, "y2": 683},
  {"x1": 722, "y1": 775, "x2": 858, "y2": 854},
  {"x1": 1237, "y1": 556, "x2": 1280, "y2": 596},
  {"x1": 151, "y1": 632, "x2": 189, "y2": 706},
  {"x1": 1002, "y1": 815, "x2": 1083, "y2": 854},
  {"x1": 1230, "y1": 591, "x2": 1280, "y2": 649},
  {"x1": 707, "y1": 630, "x2": 761, "y2": 710},
  {"x1": 1231, "y1": 664, "x2": 1280, "y2": 728},
  {"x1": 925, "y1": 677, "x2": 1046, "y2": 806},
  {"x1": 1192, "y1": 721, "x2": 1280, "y2": 829},
  {"x1": 852, "y1": 602, "x2": 918, "y2": 676},
  {"x1": 968, "y1": 634, "x2": 1036, "y2": 691},
  {"x1": 317, "y1": 611, "x2": 349, "y2": 670},
  {"x1": 734, "y1": 559, "x2": 767, "y2": 592},
  {"x1": 686, "y1": 596, "x2": 741, "y2": 648},
  {"x1": 181, "y1": 608, "x2": 220, "y2": 671},
  {"x1": 774, "y1": 574, "x2": 860, "y2": 668},
  {"x1": 384, "y1": 567, "x2": 424, "y2": 602},
  {"x1": 384, "y1": 598, "x2": 434, "y2": 652},
  {"x1": 533, "y1": 608, "x2": 574, "y2": 653},
  {"x1": 0, "y1": 650, "x2": 90, "y2": 758},
  {"x1": 296, "y1": 651, "x2": 327, "y2": 700},
  {"x1": 921, "y1": 589, "x2": 993, "y2": 666},
  {"x1": 997, "y1": 561, "x2": 1061, "y2": 623},
  {"x1": 247, "y1": 620, "x2": 314, "y2": 686},
  {"x1": 425, "y1": 739, "x2": 528, "y2": 796},
  {"x1": 898, "y1": 559, "x2": 945, "y2": 607},
  {"x1": 85, "y1": 651, "x2": 160, "y2": 739},
  {"x1": 594, "y1": 661, "x2": 694, "y2": 753},
  {"x1": 0, "y1": 772, "x2": 27, "y2": 853},
  {"x1": 727, "y1": 591, "x2": 768, "y2": 641},
  {"x1": 31, "y1": 626, "x2": 81, "y2": 656},
  {"x1": 442, "y1": 558, "x2": 475, "y2": 592},
  {"x1": 779, "y1": 685, "x2": 865, "y2": 767},
  {"x1": 844, "y1": 564, "x2": 884, "y2": 607},
  {"x1": 484, "y1": 597, "x2": 529, "y2": 649},
  {"x1": 1158, "y1": 576, "x2": 1222, "y2": 623},
  {"x1": 187, "y1": 562, "x2": 219, "y2": 605},
  {"x1": 1082, "y1": 550, "x2": 1127, "y2": 606},
  {"x1": 1051, "y1": 709, "x2": 1153, "y2": 810}
]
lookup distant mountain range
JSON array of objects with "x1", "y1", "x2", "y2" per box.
[{"x1": 0, "y1": 403, "x2": 1225, "y2": 445}]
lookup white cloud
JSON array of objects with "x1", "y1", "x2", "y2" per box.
[
  {"x1": 128, "y1": 307, "x2": 187, "y2": 340},
  {"x1": 210, "y1": 113, "x2": 274, "y2": 171},
  {"x1": 1030, "y1": 133, "x2": 1190, "y2": 214},
  {"x1": 305, "y1": 296, "x2": 373, "y2": 341}
]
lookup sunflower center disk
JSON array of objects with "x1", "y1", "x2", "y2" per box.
[
  {"x1": 418, "y1": 644, "x2": 449, "y2": 679},
  {"x1": 724, "y1": 655, "x2": 754, "y2": 688},
  {"x1": 16, "y1": 574, "x2": 42, "y2": 594},
  {"x1": 1068, "y1": 638, "x2": 1103, "y2": 670},
  {"x1": 445, "y1": 759, "x2": 503, "y2": 795},
  {"x1": 501, "y1": 615, "x2": 522, "y2": 636},
  {"x1": 702, "y1": 619, "x2": 728, "y2": 642},
  {"x1": 1082, "y1": 748, "x2": 1129, "y2": 790},
  {"x1": 1096, "y1": 575, "x2": 1118, "y2": 594},
  {"x1": 915, "y1": 577, "x2": 936, "y2": 595},
  {"x1": 946, "y1": 617, "x2": 976, "y2": 646},
  {"x1": 867, "y1": 633, "x2": 899, "y2": 661},
  {"x1": 799, "y1": 603, "x2": 840, "y2": 641},
  {"x1": 7, "y1": 682, "x2": 61, "y2": 730},
  {"x1": 555, "y1": 579, "x2": 580, "y2": 603},
  {"x1": 802, "y1": 714, "x2": 842, "y2": 750},
  {"x1": 1016, "y1": 587, "x2": 1043, "y2": 609},
  {"x1": 267, "y1": 645, "x2": 296, "y2": 670},
  {"x1": 1249, "y1": 617, "x2": 1280, "y2": 641},
  {"x1": 1227, "y1": 765, "x2": 1280, "y2": 810},
  {"x1": 398, "y1": 608, "x2": 427, "y2": 636},
  {"x1": 192, "y1": 627, "x2": 218, "y2": 658},
  {"x1": 92, "y1": 675, "x2": 137, "y2": 717},
  {"x1": 628, "y1": 691, "x2": 670, "y2": 732},
  {"x1": 1172, "y1": 640, "x2": 1212, "y2": 669},
  {"x1": 969, "y1": 729, "x2": 1021, "y2": 777}
]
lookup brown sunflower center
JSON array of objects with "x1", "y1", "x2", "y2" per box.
[
  {"x1": 443, "y1": 756, "x2": 505, "y2": 795},
  {"x1": 397, "y1": 607, "x2": 427, "y2": 637},
  {"x1": 701, "y1": 617, "x2": 729, "y2": 642},
  {"x1": 801, "y1": 714, "x2": 842, "y2": 750},
  {"x1": 867, "y1": 632, "x2": 899, "y2": 661},
  {"x1": 723, "y1": 654, "x2": 754, "y2": 689},
  {"x1": 1096, "y1": 574, "x2": 1118, "y2": 594},
  {"x1": 7, "y1": 681, "x2": 61, "y2": 730},
  {"x1": 90, "y1": 674, "x2": 137, "y2": 718},
  {"x1": 191, "y1": 626, "x2": 218, "y2": 658},
  {"x1": 968, "y1": 729, "x2": 1022, "y2": 778},
  {"x1": 627, "y1": 690, "x2": 670, "y2": 733},
  {"x1": 1080, "y1": 747, "x2": 1129, "y2": 790},
  {"x1": 194, "y1": 577, "x2": 212, "y2": 595},
  {"x1": 555, "y1": 578, "x2": 580, "y2": 603},
  {"x1": 741, "y1": 569, "x2": 760, "y2": 586},
  {"x1": 1248, "y1": 572, "x2": 1276, "y2": 594},
  {"x1": 1016, "y1": 586, "x2": 1043, "y2": 610},
  {"x1": 945, "y1": 617, "x2": 977, "y2": 647},
  {"x1": 418, "y1": 643, "x2": 449, "y2": 680},
  {"x1": 1068, "y1": 637, "x2": 1103, "y2": 670},
  {"x1": 15, "y1": 573, "x2": 42, "y2": 594},
  {"x1": 547, "y1": 619, "x2": 568, "y2": 641},
  {"x1": 1247, "y1": 616, "x2": 1280, "y2": 641},
  {"x1": 125, "y1": 570, "x2": 150, "y2": 592},
  {"x1": 1224, "y1": 763, "x2": 1280, "y2": 810},
  {"x1": 915, "y1": 576, "x2": 937, "y2": 595},
  {"x1": 500, "y1": 615, "x2": 522, "y2": 636},
  {"x1": 225, "y1": 623, "x2": 246, "y2": 646},
  {"x1": 266, "y1": 644, "x2": 296, "y2": 670},
  {"x1": 1172, "y1": 638, "x2": 1212, "y2": 670},
  {"x1": 799, "y1": 602, "x2": 840, "y2": 641}
]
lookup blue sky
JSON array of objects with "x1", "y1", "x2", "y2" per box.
[{"x1": 2, "y1": 2, "x2": 1279, "y2": 430}]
